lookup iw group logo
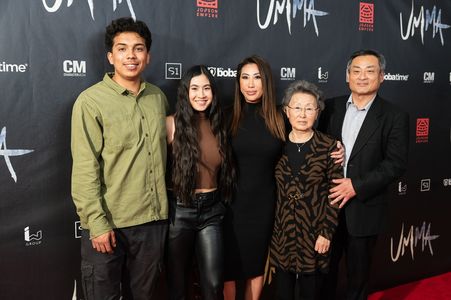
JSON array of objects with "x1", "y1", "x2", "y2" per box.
[
  {"x1": 416, "y1": 118, "x2": 429, "y2": 143},
  {"x1": 196, "y1": 0, "x2": 218, "y2": 18},
  {"x1": 24, "y1": 226, "x2": 42, "y2": 246},
  {"x1": 359, "y1": 2, "x2": 374, "y2": 32}
]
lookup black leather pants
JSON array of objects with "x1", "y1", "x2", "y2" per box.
[{"x1": 167, "y1": 190, "x2": 226, "y2": 300}]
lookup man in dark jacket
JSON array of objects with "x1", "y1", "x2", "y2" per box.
[{"x1": 318, "y1": 49, "x2": 409, "y2": 300}]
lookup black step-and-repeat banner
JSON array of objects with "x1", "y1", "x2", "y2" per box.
[{"x1": 1, "y1": 0, "x2": 450, "y2": 299}]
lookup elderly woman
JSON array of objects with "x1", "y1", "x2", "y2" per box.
[{"x1": 269, "y1": 80, "x2": 343, "y2": 300}]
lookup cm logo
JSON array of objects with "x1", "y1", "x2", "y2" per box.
[
  {"x1": 63, "y1": 60, "x2": 86, "y2": 74},
  {"x1": 281, "y1": 67, "x2": 296, "y2": 80}
]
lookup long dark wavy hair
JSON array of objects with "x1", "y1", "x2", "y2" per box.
[
  {"x1": 230, "y1": 55, "x2": 285, "y2": 141},
  {"x1": 172, "y1": 65, "x2": 235, "y2": 204}
]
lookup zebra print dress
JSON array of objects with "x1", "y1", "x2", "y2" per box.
[{"x1": 270, "y1": 130, "x2": 343, "y2": 274}]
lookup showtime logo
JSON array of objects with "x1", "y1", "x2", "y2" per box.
[
  {"x1": 384, "y1": 73, "x2": 409, "y2": 81},
  {"x1": 359, "y1": 2, "x2": 374, "y2": 32},
  {"x1": 63, "y1": 60, "x2": 86, "y2": 77},
  {"x1": 0, "y1": 61, "x2": 28, "y2": 73},
  {"x1": 196, "y1": 0, "x2": 218, "y2": 18},
  {"x1": 280, "y1": 67, "x2": 296, "y2": 81},
  {"x1": 423, "y1": 72, "x2": 434, "y2": 83},
  {"x1": 416, "y1": 118, "x2": 429, "y2": 143},
  {"x1": 207, "y1": 67, "x2": 236, "y2": 78}
]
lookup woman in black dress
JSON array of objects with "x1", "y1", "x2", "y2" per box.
[
  {"x1": 223, "y1": 55, "x2": 286, "y2": 300},
  {"x1": 223, "y1": 57, "x2": 344, "y2": 300}
]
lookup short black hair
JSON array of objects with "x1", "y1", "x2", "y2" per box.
[
  {"x1": 346, "y1": 49, "x2": 386, "y2": 73},
  {"x1": 105, "y1": 17, "x2": 152, "y2": 52}
]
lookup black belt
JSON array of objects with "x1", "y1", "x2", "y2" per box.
[{"x1": 173, "y1": 190, "x2": 219, "y2": 208}]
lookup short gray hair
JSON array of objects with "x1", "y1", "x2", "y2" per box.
[
  {"x1": 346, "y1": 49, "x2": 386, "y2": 74},
  {"x1": 282, "y1": 80, "x2": 325, "y2": 111}
]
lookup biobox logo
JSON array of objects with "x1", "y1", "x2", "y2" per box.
[
  {"x1": 63, "y1": 60, "x2": 86, "y2": 77},
  {"x1": 165, "y1": 63, "x2": 182, "y2": 80},
  {"x1": 280, "y1": 67, "x2": 296, "y2": 81},
  {"x1": 416, "y1": 118, "x2": 429, "y2": 143},
  {"x1": 0, "y1": 61, "x2": 28, "y2": 73},
  {"x1": 359, "y1": 2, "x2": 374, "y2": 32},
  {"x1": 196, "y1": 0, "x2": 218, "y2": 18},
  {"x1": 207, "y1": 67, "x2": 236, "y2": 78}
]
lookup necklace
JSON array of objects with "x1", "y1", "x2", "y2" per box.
[{"x1": 290, "y1": 131, "x2": 314, "y2": 152}]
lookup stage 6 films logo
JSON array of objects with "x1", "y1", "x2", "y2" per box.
[
  {"x1": 400, "y1": 1, "x2": 450, "y2": 46},
  {"x1": 196, "y1": 0, "x2": 218, "y2": 19},
  {"x1": 165, "y1": 63, "x2": 182, "y2": 80},
  {"x1": 416, "y1": 118, "x2": 429, "y2": 143},
  {"x1": 63, "y1": 60, "x2": 86, "y2": 77},
  {"x1": 24, "y1": 226, "x2": 43, "y2": 246},
  {"x1": 443, "y1": 178, "x2": 451, "y2": 187},
  {"x1": 359, "y1": 2, "x2": 374, "y2": 32},
  {"x1": 0, "y1": 126, "x2": 34, "y2": 183}
]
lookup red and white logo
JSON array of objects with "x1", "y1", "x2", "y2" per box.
[
  {"x1": 416, "y1": 118, "x2": 429, "y2": 143},
  {"x1": 359, "y1": 2, "x2": 374, "y2": 32},
  {"x1": 196, "y1": 0, "x2": 218, "y2": 18}
]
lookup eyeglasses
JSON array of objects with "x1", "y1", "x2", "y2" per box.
[{"x1": 286, "y1": 105, "x2": 318, "y2": 115}]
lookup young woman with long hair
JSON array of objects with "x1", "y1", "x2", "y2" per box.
[{"x1": 166, "y1": 65, "x2": 235, "y2": 300}]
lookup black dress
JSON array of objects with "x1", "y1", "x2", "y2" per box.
[{"x1": 223, "y1": 102, "x2": 284, "y2": 280}]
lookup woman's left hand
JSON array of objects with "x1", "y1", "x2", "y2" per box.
[
  {"x1": 315, "y1": 235, "x2": 331, "y2": 254},
  {"x1": 331, "y1": 141, "x2": 345, "y2": 166}
]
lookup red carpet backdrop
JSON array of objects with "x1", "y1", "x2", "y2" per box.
[{"x1": 0, "y1": 0, "x2": 450, "y2": 299}]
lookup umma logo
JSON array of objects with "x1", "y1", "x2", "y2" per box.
[
  {"x1": 423, "y1": 72, "x2": 434, "y2": 83},
  {"x1": 63, "y1": 60, "x2": 86, "y2": 77},
  {"x1": 384, "y1": 72, "x2": 409, "y2": 81},
  {"x1": 24, "y1": 226, "x2": 42, "y2": 246},
  {"x1": 280, "y1": 67, "x2": 296, "y2": 81},
  {"x1": 207, "y1": 67, "x2": 236, "y2": 78},
  {"x1": 165, "y1": 63, "x2": 182, "y2": 80},
  {"x1": 0, "y1": 61, "x2": 28, "y2": 73}
]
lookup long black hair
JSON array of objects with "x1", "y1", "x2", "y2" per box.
[{"x1": 172, "y1": 65, "x2": 235, "y2": 204}]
